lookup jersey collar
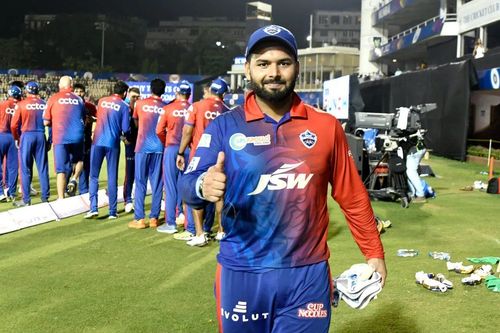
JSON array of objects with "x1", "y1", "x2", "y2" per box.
[
  {"x1": 60, "y1": 88, "x2": 73, "y2": 93},
  {"x1": 244, "y1": 91, "x2": 308, "y2": 122}
]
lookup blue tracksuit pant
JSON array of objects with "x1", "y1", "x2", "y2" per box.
[
  {"x1": 89, "y1": 145, "x2": 120, "y2": 216},
  {"x1": 0, "y1": 132, "x2": 18, "y2": 197},
  {"x1": 134, "y1": 152, "x2": 163, "y2": 220},
  {"x1": 19, "y1": 132, "x2": 50, "y2": 203},
  {"x1": 123, "y1": 142, "x2": 135, "y2": 204}
]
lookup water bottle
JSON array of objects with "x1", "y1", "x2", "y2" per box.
[
  {"x1": 429, "y1": 251, "x2": 451, "y2": 261},
  {"x1": 397, "y1": 249, "x2": 419, "y2": 257}
]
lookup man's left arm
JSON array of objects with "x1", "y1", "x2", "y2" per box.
[{"x1": 329, "y1": 119, "x2": 386, "y2": 285}]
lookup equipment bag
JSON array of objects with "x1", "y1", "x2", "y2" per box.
[{"x1": 486, "y1": 177, "x2": 500, "y2": 194}]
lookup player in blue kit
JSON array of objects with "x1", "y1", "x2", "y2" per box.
[
  {"x1": 44, "y1": 76, "x2": 86, "y2": 200},
  {"x1": 155, "y1": 80, "x2": 191, "y2": 234},
  {"x1": 122, "y1": 87, "x2": 140, "y2": 213},
  {"x1": 85, "y1": 81, "x2": 130, "y2": 219},
  {"x1": 10, "y1": 81, "x2": 50, "y2": 206},
  {"x1": 0, "y1": 85, "x2": 21, "y2": 202},
  {"x1": 180, "y1": 25, "x2": 387, "y2": 333},
  {"x1": 128, "y1": 79, "x2": 166, "y2": 229}
]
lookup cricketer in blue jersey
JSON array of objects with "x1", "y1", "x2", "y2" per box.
[
  {"x1": 128, "y1": 79, "x2": 166, "y2": 229},
  {"x1": 11, "y1": 82, "x2": 50, "y2": 206},
  {"x1": 0, "y1": 85, "x2": 21, "y2": 201},
  {"x1": 180, "y1": 25, "x2": 387, "y2": 333},
  {"x1": 85, "y1": 81, "x2": 130, "y2": 219}
]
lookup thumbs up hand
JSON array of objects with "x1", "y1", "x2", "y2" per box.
[{"x1": 202, "y1": 152, "x2": 226, "y2": 202}]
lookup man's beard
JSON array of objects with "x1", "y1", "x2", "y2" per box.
[{"x1": 248, "y1": 77, "x2": 296, "y2": 103}]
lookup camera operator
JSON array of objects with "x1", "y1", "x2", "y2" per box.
[{"x1": 396, "y1": 107, "x2": 427, "y2": 204}]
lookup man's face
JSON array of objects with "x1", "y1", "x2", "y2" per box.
[
  {"x1": 74, "y1": 88, "x2": 85, "y2": 98},
  {"x1": 245, "y1": 44, "x2": 299, "y2": 103},
  {"x1": 128, "y1": 92, "x2": 140, "y2": 108}
]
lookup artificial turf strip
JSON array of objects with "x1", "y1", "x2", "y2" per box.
[{"x1": 0, "y1": 155, "x2": 499, "y2": 332}]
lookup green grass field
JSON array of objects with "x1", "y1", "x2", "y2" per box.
[{"x1": 0, "y1": 155, "x2": 499, "y2": 332}]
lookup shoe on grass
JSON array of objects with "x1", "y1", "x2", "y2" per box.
[
  {"x1": 128, "y1": 219, "x2": 148, "y2": 229},
  {"x1": 186, "y1": 234, "x2": 208, "y2": 247},
  {"x1": 13, "y1": 200, "x2": 30, "y2": 207},
  {"x1": 85, "y1": 211, "x2": 98, "y2": 219},
  {"x1": 124, "y1": 202, "x2": 134, "y2": 213},
  {"x1": 149, "y1": 217, "x2": 162, "y2": 228},
  {"x1": 108, "y1": 215, "x2": 118, "y2": 220},
  {"x1": 175, "y1": 213, "x2": 185, "y2": 226},
  {"x1": 157, "y1": 224, "x2": 178, "y2": 234},
  {"x1": 215, "y1": 231, "x2": 225, "y2": 241},
  {"x1": 412, "y1": 196, "x2": 427, "y2": 203},
  {"x1": 173, "y1": 230, "x2": 194, "y2": 241}
]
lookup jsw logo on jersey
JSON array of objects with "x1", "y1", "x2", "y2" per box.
[
  {"x1": 248, "y1": 161, "x2": 314, "y2": 196},
  {"x1": 142, "y1": 105, "x2": 165, "y2": 114},
  {"x1": 204, "y1": 110, "x2": 220, "y2": 120},
  {"x1": 58, "y1": 98, "x2": 79, "y2": 105},
  {"x1": 101, "y1": 101, "x2": 121, "y2": 111},
  {"x1": 172, "y1": 109, "x2": 188, "y2": 117},
  {"x1": 5, "y1": 107, "x2": 16, "y2": 115},
  {"x1": 26, "y1": 103, "x2": 46, "y2": 110}
]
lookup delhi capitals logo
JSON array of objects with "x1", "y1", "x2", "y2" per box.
[
  {"x1": 263, "y1": 25, "x2": 281, "y2": 36},
  {"x1": 299, "y1": 130, "x2": 317, "y2": 149}
]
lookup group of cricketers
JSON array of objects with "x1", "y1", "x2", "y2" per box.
[{"x1": 0, "y1": 74, "x2": 230, "y2": 247}]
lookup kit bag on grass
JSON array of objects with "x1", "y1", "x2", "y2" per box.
[{"x1": 487, "y1": 177, "x2": 500, "y2": 194}]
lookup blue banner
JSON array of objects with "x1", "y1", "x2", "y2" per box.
[{"x1": 477, "y1": 68, "x2": 500, "y2": 90}]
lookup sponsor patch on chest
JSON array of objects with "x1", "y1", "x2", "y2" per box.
[{"x1": 299, "y1": 130, "x2": 317, "y2": 149}]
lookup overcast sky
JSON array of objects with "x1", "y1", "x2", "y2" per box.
[{"x1": 6, "y1": 0, "x2": 361, "y2": 47}]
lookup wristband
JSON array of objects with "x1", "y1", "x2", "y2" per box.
[{"x1": 177, "y1": 152, "x2": 184, "y2": 156}]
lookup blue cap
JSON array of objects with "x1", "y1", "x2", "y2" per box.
[
  {"x1": 25, "y1": 81, "x2": 39, "y2": 95},
  {"x1": 210, "y1": 78, "x2": 229, "y2": 95},
  {"x1": 245, "y1": 25, "x2": 298, "y2": 60},
  {"x1": 8, "y1": 85, "x2": 22, "y2": 99},
  {"x1": 176, "y1": 80, "x2": 191, "y2": 95}
]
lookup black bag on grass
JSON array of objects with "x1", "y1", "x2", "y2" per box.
[{"x1": 487, "y1": 177, "x2": 500, "y2": 194}]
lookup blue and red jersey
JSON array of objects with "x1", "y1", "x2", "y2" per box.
[
  {"x1": 133, "y1": 95, "x2": 166, "y2": 153},
  {"x1": 0, "y1": 97, "x2": 18, "y2": 133},
  {"x1": 180, "y1": 91, "x2": 384, "y2": 270},
  {"x1": 92, "y1": 94, "x2": 130, "y2": 148},
  {"x1": 185, "y1": 96, "x2": 229, "y2": 156},
  {"x1": 156, "y1": 98, "x2": 191, "y2": 147},
  {"x1": 44, "y1": 88, "x2": 85, "y2": 144},
  {"x1": 11, "y1": 96, "x2": 46, "y2": 141}
]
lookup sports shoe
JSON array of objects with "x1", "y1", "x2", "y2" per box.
[
  {"x1": 473, "y1": 265, "x2": 493, "y2": 279},
  {"x1": 446, "y1": 261, "x2": 474, "y2": 274},
  {"x1": 13, "y1": 200, "x2": 30, "y2": 207},
  {"x1": 124, "y1": 202, "x2": 134, "y2": 213},
  {"x1": 66, "y1": 179, "x2": 77, "y2": 197},
  {"x1": 215, "y1": 231, "x2": 226, "y2": 241},
  {"x1": 175, "y1": 213, "x2": 185, "y2": 226},
  {"x1": 412, "y1": 196, "x2": 427, "y2": 203},
  {"x1": 435, "y1": 273, "x2": 453, "y2": 289},
  {"x1": 128, "y1": 219, "x2": 148, "y2": 229},
  {"x1": 108, "y1": 215, "x2": 118, "y2": 220},
  {"x1": 85, "y1": 211, "x2": 99, "y2": 219},
  {"x1": 462, "y1": 273, "x2": 482, "y2": 285},
  {"x1": 157, "y1": 224, "x2": 178, "y2": 234},
  {"x1": 173, "y1": 230, "x2": 195, "y2": 241},
  {"x1": 149, "y1": 217, "x2": 163, "y2": 228},
  {"x1": 186, "y1": 234, "x2": 208, "y2": 247},
  {"x1": 0, "y1": 194, "x2": 7, "y2": 202}
]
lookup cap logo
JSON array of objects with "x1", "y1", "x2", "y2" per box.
[{"x1": 263, "y1": 25, "x2": 282, "y2": 36}]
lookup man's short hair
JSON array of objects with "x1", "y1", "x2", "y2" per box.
[
  {"x1": 73, "y1": 83, "x2": 86, "y2": 91},
  {"x1": 150, "y1": 78, "x2": 166, "y2": 97},
  {"x1": 245, "y1": 25, "x2": 298, "y2": 61},
  {"x1": 113, "y1": 81, "x2": 129, "y2": 95},
  {"x1": 59, "y1": 76, "x2": 73, "y2": 89},
  {"x1": 128, "y1": 87, "x2": 140, "y2": 95}
]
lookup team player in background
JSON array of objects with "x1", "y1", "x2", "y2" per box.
[
  {"x1": 175, "y1": 78, "x2": 229, "y2": 246},
  {"x1": 0, "y1": 85, "x2": 21, "y2": 202},
  {"x1": 123, "y1": 87, "x2": 140, "y2": 213},
  {"x1": 73, "y1": 83, "x2": 97, "y2": 195},
  {"x1": 180, "y1": 25, "x2": 386, "y2": 332},
  {"x1": 85, "y1": 81, "x2": 130, "y2": 219},
  {"x1": 128, "y1": 79, "x2": 166, "y2": 230},
  {"x1": 155, "y1": 80, "x2": 192, "y2": 234},
  {"x1": 10, "y1": 81, "x2": 50, "y2": 206},
  {"x1": 44, "y1": 76, "x2": 86, "y2": 200}
]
